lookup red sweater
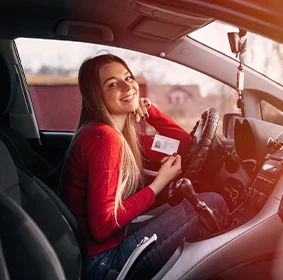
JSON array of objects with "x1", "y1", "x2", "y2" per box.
[{"x1": 64, "y1": 106, "x2": 192, "y2": 257}]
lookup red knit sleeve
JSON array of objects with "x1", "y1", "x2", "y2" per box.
[
  {"x1": 139, "y1": 105, "x2": 192, "y2": 166},
  {"x1": 85, "y1": 125, "x2": 155, "y2": 242}
]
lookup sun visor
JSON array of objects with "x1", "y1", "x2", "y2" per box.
[
  {"x1": 132, "y1": 17, "x2": 191, "y2": 41},
  {"x1": 131, "y1": 1, "x2": 213, "y2": 41},
  {"x1": 55, "y1": 20, "x2": 114, "y2": 42}
]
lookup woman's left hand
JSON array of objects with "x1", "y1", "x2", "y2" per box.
[{"x1": 134, "y1": 97, "x2": 152, "y2": 123}]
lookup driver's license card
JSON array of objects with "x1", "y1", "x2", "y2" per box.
[{"x1": 151, "y1": 134, "x2": 180, "y2": 155}]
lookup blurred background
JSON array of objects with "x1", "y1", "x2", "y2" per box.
[{"x1": 16, "y1": 22, "x2": 283, "y2": 133}]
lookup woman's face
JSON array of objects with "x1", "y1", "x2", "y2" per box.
[{"x1": 99, "y1": 62, "x2": 139, "y2": 116}]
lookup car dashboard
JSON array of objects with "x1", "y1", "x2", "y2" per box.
[
  {"x1": 216, "y1": 118, "x2": 283, "y2": 211},
  {"x1": 234, "y1": 118, "x2": 283, "y2": 174},
  {"x1": 156, "y1": 117, "x2": 283, "y2": 280}
]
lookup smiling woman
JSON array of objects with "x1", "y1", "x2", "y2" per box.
[
  {"x1": 2, "y1": 1, "x2": 283, "y2": 280},
  {"x1": 62, "y1": 54, "x2": 230, "y2": 279},
  {"x1": 99, "y1": 61, "x2": 140, "y2": 120}
]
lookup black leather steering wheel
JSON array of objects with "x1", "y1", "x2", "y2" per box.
[
  {"x1": 168, "y1": 107, "x2": 219, "y2": 205},
  {"x1": 184, "y1": 107, "x2": 220, "y2": 184}
]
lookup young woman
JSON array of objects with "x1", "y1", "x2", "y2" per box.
[{"x1": 64, "y1": 54, "x2": 229, "y2": 279}]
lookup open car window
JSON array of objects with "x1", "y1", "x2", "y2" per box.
[{"x1": 15, "y1": 38, "x2": 239, "y2": 135}]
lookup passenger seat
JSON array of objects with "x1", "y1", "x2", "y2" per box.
[
  {"x1": 0, "y1": 55, "x2": 60, "y2": 191},
  {"x1": 0, "y1": 194, "x2": 66, "y2": 280},
  {"x1": 0, "y1": 139, "x2": 86, "y2": 279}
]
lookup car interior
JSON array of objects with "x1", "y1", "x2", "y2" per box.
[{"x1": 1, "y1": 1, "x2": 283, "y2": 280}]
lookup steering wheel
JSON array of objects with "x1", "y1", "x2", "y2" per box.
[
  {"x1": 168, "y1": 107, "x2": 220, "y2": 205},
  {"x1": 184, "y1": 107, "x2": 220, "y2": 182}
]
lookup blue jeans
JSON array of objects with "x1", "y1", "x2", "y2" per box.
[{"x1": 85, "y1": 192, "x2": 229, "y2": 280}]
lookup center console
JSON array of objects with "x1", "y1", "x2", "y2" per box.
[
  {"x1": 233, "y1": 146, "x2": 283, "y2": 222},
  {"x1": 160, "y1": 139, "x2": 283, "y2": 280}
]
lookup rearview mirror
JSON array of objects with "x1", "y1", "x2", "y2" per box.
[
  {"x1": 227, "y1": 29, "x2": 248, "y2": 63},
  {"x1": 227, "y1": 32, "x2": 241, "y2": 54}
]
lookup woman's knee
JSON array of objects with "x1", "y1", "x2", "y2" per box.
[{"x1": 197, "y1": 192, "x2": 229, "y2": 216}]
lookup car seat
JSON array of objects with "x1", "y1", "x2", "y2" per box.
[
  {"x1": 0, "y1": 139, "x2": 66, "y2": 279},
  {"x1": 0, "y1": 236, "x2": 9, "y2": 280},
  {"x1": 0, "y1": 55, "x2": 60, "y2": 191},
  {"x1": 0, "y1": 194, "x2": 66, "y2": 280},
  {"x1": 0, "y1": 139, "x2": 162, "y2": 280},
  {"x1": 0, "y1": 139, "x2": 85, "y2": 279}
]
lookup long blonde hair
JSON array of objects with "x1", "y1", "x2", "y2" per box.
[{"x1": 78, "y1": 54, "x2": 143, "y2": 223}]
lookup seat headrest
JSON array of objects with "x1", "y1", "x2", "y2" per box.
[
  {"x1": 0, "y1": 56, "x2": 18, "y2": 115},
  {"x1": 0, "y1": 140, "x2": 20, "y2": 203}
]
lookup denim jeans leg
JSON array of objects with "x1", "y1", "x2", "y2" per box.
[
  {"x1": 127, "y1": 203, "x2": 172, "y2": 234},
  {"x1": 85, "y1": 192, "x2": 229, "y2": 280},
  {"x1": 130, "y1": 192, "x2": 229, "y2": 279},
  {"x1": 85, "y1": 248, "x2": 116, "y2": 280}
]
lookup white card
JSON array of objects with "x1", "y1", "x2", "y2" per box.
[{"x1": 151, "y1": 134, "x2": 180, "y2": 155}]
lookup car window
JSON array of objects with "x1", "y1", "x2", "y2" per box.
[
  {"x1": 261, "y1": 100, "x2": 283, "y2": 126},
  {"x1": 190, "y1": 21, "x2": 283, "y2": 86},
  {"x1": 15, "y1": 38, "x2": 239, "y2": 134}
]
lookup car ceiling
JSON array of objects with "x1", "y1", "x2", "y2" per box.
[
  {"x1": 0, "y1": 0, "x2": 215, "y2": 56},
  {"x1": 1, "y1": 0, "x2": 283, "y2": 55}
]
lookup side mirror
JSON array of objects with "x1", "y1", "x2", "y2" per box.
[{"x1": 223, "y1": 113, "x2": 241, "y2": 139}]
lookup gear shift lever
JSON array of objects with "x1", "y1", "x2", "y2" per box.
[{"x1": 176, "y1": 178, "x2": 226, "y2": 234}]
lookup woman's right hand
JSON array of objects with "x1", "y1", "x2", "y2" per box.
[
  {"x1": 149, "y1": 153, "x2": 182, "y2": 196},
  {"x1": 133, "y1": 97, "x2": 151, "y2": 123}
]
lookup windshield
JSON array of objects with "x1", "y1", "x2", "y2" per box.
[{"x1": 190, "y1": 22, "x2": 283, "y2": 85}]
